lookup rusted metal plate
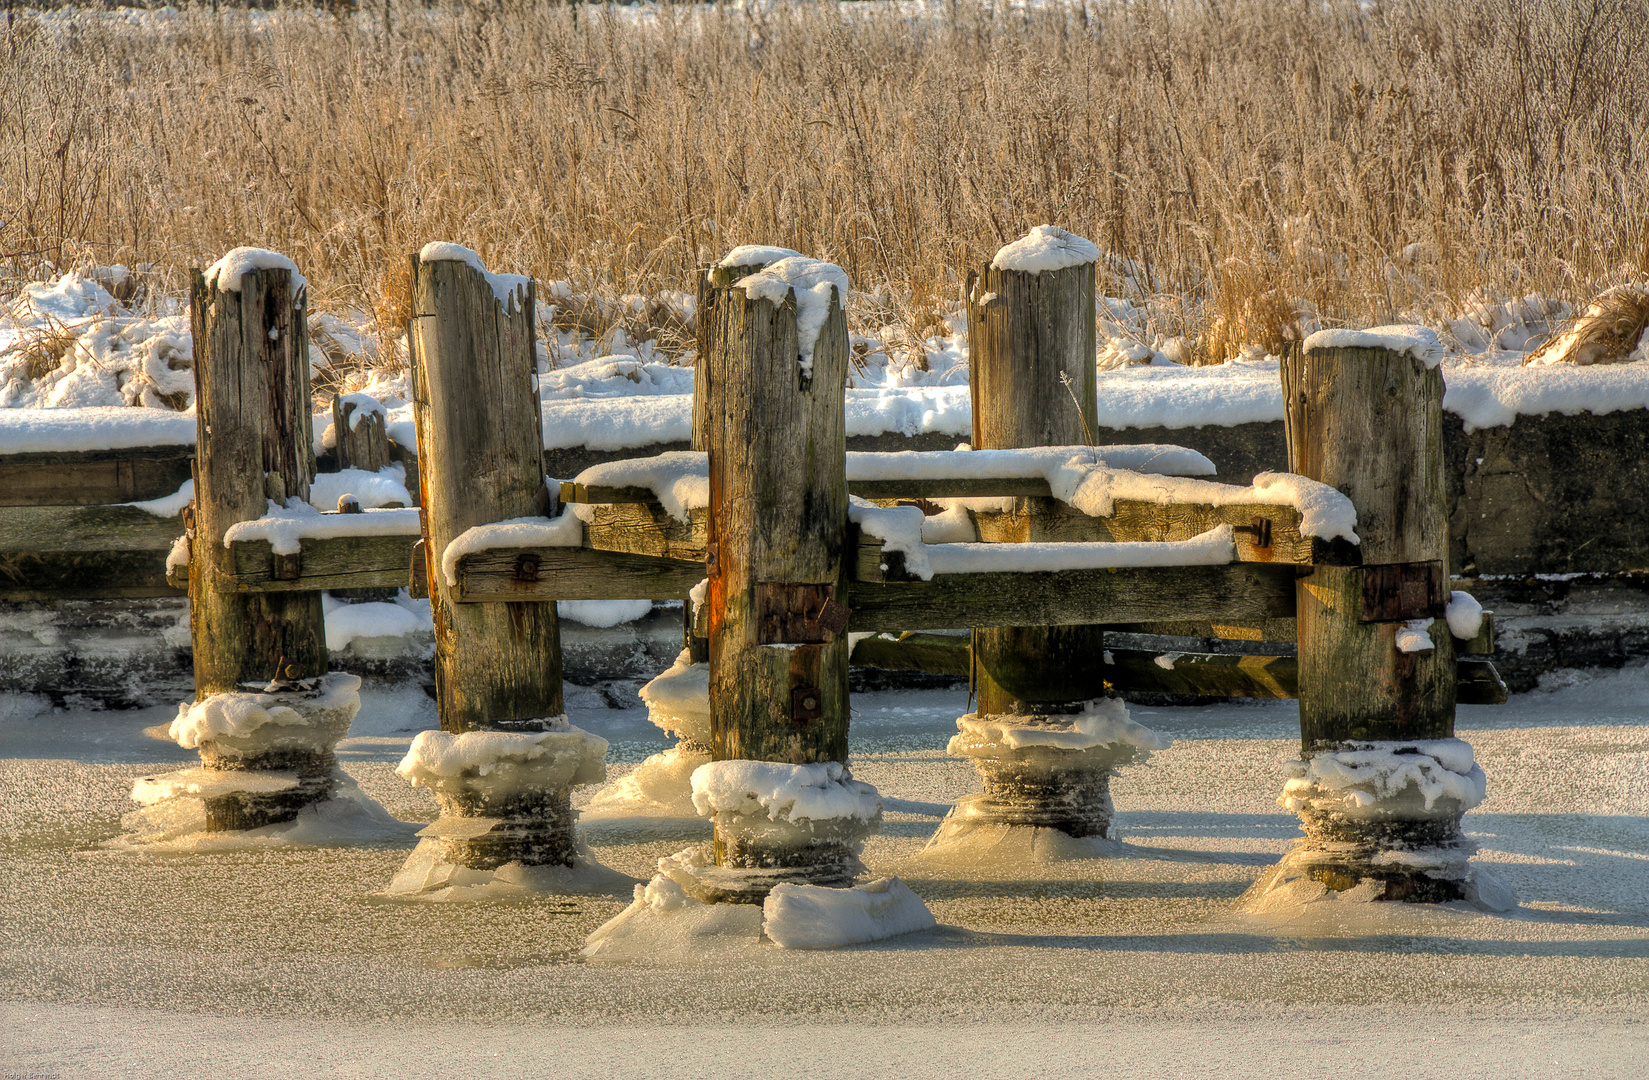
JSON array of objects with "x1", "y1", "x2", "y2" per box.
[
  {"x1": 755, "y1": 582, "x2": 850, "y2": 644},
  {"x1": 1360, "y1": 561, "x2": 1446, "y2": 622},
  {"x1": 409, "y1": 538, "x2": 429, "y2": 599},
  {"x1": 791, "y1": 686, "x2": 823, "y2": 724},
  {"x1": 272, "y1": 551, "x2": 301, "y2": 581}
]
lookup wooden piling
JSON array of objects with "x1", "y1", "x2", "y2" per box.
[
  {"x1": 188, "y1": 266, "x2": 326, "y2": 697},
  {"x1": 698, "y1": 262, "x2": 855, "y2": 891},
  {"x1": 1278, "y1": 339, "x2": 1463, "y2": 900},
  {"x1": 331, "y1": 394, "x2": 393, "y2": 474},
  {"x1": 407, "y1": 255, "x2": 564, "y2": 735},
  {"x1": 964, "y1": 259, "x2": 1110, "y2": 719},
  {"x1": 1281, "y1": 344, "x2": 1455, "y2": 746}
]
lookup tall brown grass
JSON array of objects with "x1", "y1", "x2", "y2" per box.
[{"x1": 4, "y1": 0, "x2": 1647, "y2": 363}]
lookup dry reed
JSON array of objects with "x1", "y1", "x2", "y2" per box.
[{"x1": 3, "y1": 0, "x2": 1647, "y2": 363}]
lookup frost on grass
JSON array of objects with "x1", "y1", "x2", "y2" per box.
[{"x1": 735, "y1": 256, "x2": 850, "y2": 377}]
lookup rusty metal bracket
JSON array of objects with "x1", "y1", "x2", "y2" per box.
[
  {"x1": 791, "y1": 686, "x2": 823, "y2": 725},
  {"x1": 1234, "y1": 516, "x2": 1273, "y2": 549},
  {"x1": 756, "y1": 582, "x2": 851, "y2": 644},
  {"x1": 514, "y1": 553, "x2": 541, "y2": 582},
  {"x1": 1361, "y1": 561, "x2": 1446, "y2": 622},
  {"x1": 271, "y1": 550, "x2": 301, "y2": 581},
  {"x1": 705, "y1": 542, "x2": 721, "y2": 580},
  {"x1": 409, "y1": 539, "x2": 429, "y2": 599}
]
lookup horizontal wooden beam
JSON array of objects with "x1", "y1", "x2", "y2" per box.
[
  {"x1": 0, "y1": 445, "x2": 194, "y2": 507},
  {"x1": 450, "y1": 545, "x2": 704, "y2": 602},
  {"x1": 847, "y1": 630, "x2": 1508, "y2": 703},
  {"x1": 845, "y1": 563, "x2": 1299, "y2": 632},
  {"x1": 226, "y1": 533, "x2": 418, "y2": 593},
  {"x1": 564, "y1": 477, "x2": 1056, "y2": 506},
  {"x1": 583, "y1": 502, "x2": 708, "y2": 562}
]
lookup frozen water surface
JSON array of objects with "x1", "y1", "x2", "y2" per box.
[{"x1": 4, "y1": 669, "x2": 1648, "y2": 1078}]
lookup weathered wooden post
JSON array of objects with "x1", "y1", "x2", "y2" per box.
[
  {"x1": 666, "y1": 252, "x2": 881, "y2": 902},
  {"x1": 1253, "y1": 328, "x2": 1504, "y2": 907},
  {"x1": 331, "y1": 394, "x2": 393, "y2": 473},
  {"x1": 388, "y1": 243, "x2": 608, "y2": 893},
  {"x1": 926, "y1": 225, "x2": 1167, "y2": 856},
  {"x1": 131, "y1": 249, "x2": 357, "y2": 838}
]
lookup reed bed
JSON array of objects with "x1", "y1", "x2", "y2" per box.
[{"x1": 3, "y1": 0, "x2": 1647, "y2": 362}]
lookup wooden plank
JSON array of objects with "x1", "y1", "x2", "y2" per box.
[
  {"x1": 0, "y1": 550, "x2": 181, "y2": 600},
  {"x1": 0, "y1": 503, "x2": 183, "y2": 552},
  {"x1": 0, "y1": 445, "x2": 194, "y2": 506},
  {"x1": 1107, "y1": 619, "x2": 1299, "y2": 643},
  {"x1": 584, "y1": 502, "x2": 708, "y2": 561},
  {"x1": 843, "y1": 631, "x2": 1504, "y2": 704},
  {"x1": 1457, "y1": 657, "x2": 1510, "y2": 705},
  {"x1": 450, "y1": 545, "x2": 704, "y2": 603},
  {"x1": 846, "y1": 563, "x2": 1298, "y2": 632},
  {"x1": 226, "y1": 533, "x2": 418, "y2": 592},
  {"x1": 972, "y1": 497, "x2": 1356, "y2": 565},
  {"x1": 1454, "y1": 610, "x2": 1495, "y2": 654}
]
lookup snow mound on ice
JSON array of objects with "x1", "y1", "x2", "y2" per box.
[
  {"x1": 383, "y1": 845, "x2": 636, "y2": 901},
  {"x1": 761, "y1": 878, "x2": 936, "y2": 949},
  {"x1": 990, "y1": 225, "x2": 1099, "y2": 275},
  {"x1": 584, "y1": 872, "x2": 767, "y2": 958},
  {"x1": 583, "y1": 746, "x2": 712, "y2": 820}
]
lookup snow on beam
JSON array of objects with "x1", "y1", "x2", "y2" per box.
[{"x1": 447, "y1": 545, "x2": 705, "y2": 604}]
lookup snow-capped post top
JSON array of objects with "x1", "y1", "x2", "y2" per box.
[
  {"x1": 417, "y1": 241, "x2": 532, "y2": 314},
  {"x1": 990, "y1": 225, "x2": 1100, "y2": 275},
  {"x1": 1303, "y1": 325, "x2": 1445, "y2": 369},
  {"x1": 734, "y1": 256, "x2": 851, "y2": 378},
  {"x1": 203, "y1": 247, "x2": 307, "y2": 296},
  {"x1": 717, "y1": 244, "x2": 804, "y2": 269}
]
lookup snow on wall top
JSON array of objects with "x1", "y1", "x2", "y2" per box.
[
  {"x1": 735, "y1": 256, "x2": 851, "y2": 377},
  {"x1": 0, "y1": 405, "x2": 197, "y2": 454},
  {"x1": 417, "y1": 241, "x2": 531, "y2": 313},
  {"x1": 202, "y1": 247, "x2": 307, "y2": 296},
  {"x1": 717, "y1": 245, "x2": 804, "y2": 269},
  {"x1": 1303, "y1": 325, "x2": 1445, "y2": 368},
  {"x1": 990, "y1": 225, "x2": 1100, "y2": 275}
]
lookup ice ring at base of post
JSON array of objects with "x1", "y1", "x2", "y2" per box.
[
  {"x1": 918, "y1": 698, "x2": 1168, "y2": 863},
  {"x1": 1240, "y1": 737, "x2": 1516, "y2": 914},
  {"x1": 583, "y1": 650, "x2": 712, "y2": 820},
  {"x1": 383, "y1": 721, "x2": 635, "y2": 898},
  {"x1": 654, "y1": 759, "x2": 883, "y2": 904}
]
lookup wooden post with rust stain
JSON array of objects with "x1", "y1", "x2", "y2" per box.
[
  {"x1": 1276, "y1": 338, "x2": 1466, "y2": 901},
  {"x1": 698, "y1": 260, "x2": 855, "y2": 891},
  {"x1": 938, "y1": 249, "x2": 1127, "y2": 842},
  {"x1": 407, "y1": 253, "x2": 564, "y2": 735},
  {"x1": 188, "y1": 265, "x2": 326, "y2": 697}
]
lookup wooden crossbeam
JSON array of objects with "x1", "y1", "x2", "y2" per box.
[
  {"x1": 583, "y1": 502, "x2": 707, "y2": 562},
  {"x1": 449, "y1": 545, "x2": 703, "y2": 602},
  {"x1": 845, "y1": 563, "x2": 1299, "y2": 632},
  {"x1": 226, "y1": 533, "x2": 418, "y2": 593},
  {"x1": 0, "y1": 504, "x2": 184, "y2": 599},
  {"x1": 0, "y1": 445, "x2": 194, "y2": 507},
  {"x1": 847, "y1": 631, "x2": 1509, "y2": 704},
  {"x1": 567, "y1": 476, "x2": 1058, "y2": 505}
]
